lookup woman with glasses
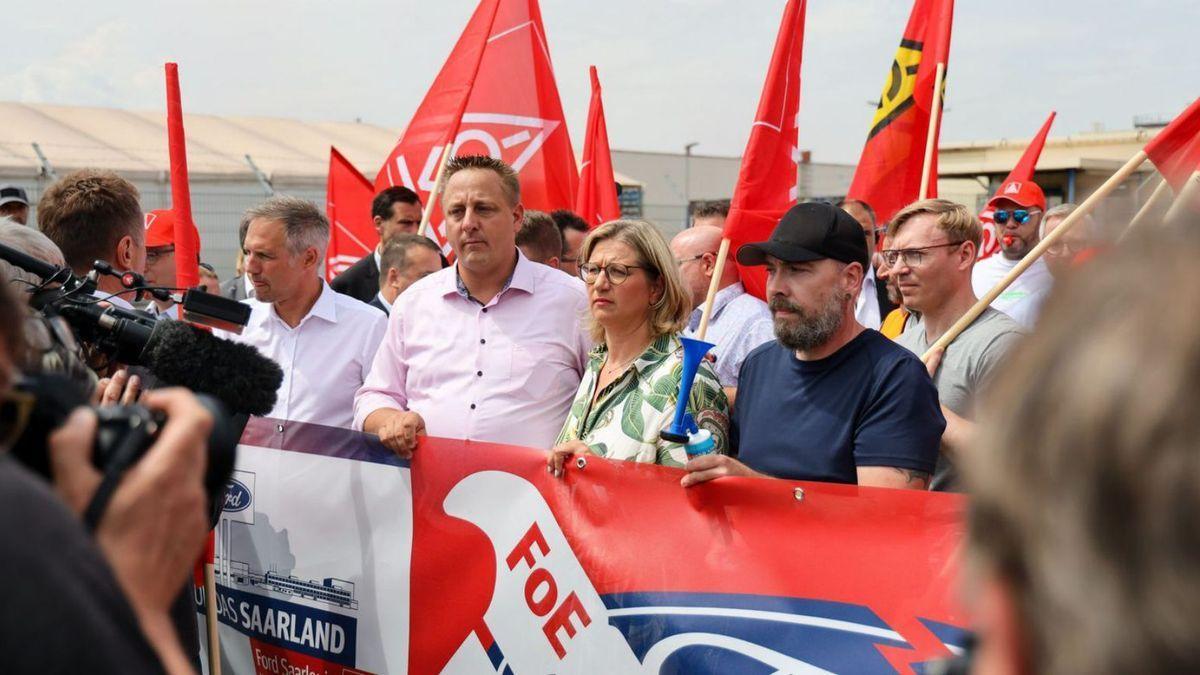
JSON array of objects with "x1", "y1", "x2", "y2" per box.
[{"x1": 547, "y1": 220, "x2": 729, "y2": 474}]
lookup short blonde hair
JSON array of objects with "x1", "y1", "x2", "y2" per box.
[
  {"x1": 578, "y1": 220, "x2": 690, "y2": 344},
  {"x1": 888, "y1": 198, "x2": 982, "y2": 249}
]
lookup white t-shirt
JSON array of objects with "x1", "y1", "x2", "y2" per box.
[{"x1": 971, "y1": 255, "x2": 1053, "y2": 328}]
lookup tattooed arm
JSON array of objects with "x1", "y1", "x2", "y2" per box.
[{"x1": 856, "y1": 466, "x2": 931, "y2": 490}]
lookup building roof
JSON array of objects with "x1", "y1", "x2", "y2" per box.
[
  {"x1": 0, "y1": 101, "x2": 643, "y2": 186},
  {"x1": 939, "y1": 127, "x2": 1162, "y2": 176}
]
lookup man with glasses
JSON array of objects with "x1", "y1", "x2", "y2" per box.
[
  {"x1": 332, "y1": 185, "x2": 424, "y2": 303},
  {"x1": 355, "y1": 156, "x2": 590, "y2": 456},
  {"x1": 1041, "y1": 203, "x2": 1096, "y2": 279},
  {"x1": 142, "y1": 209, "x2": 180, "y2": 319},
  {"x1": 669, "y1": 224, "x2": 772, "y2": 387},
  {"x1": 971, "y1": 180, "x2": 1053, "y2": 327},
  {"x1": 888, "y1": 199, "x2": 1023, "y2": 492},
  {"x1": 682, "y1": 202, "x2": 943, "y2": 490},
  {"x1": 551, "y1": 209, "x2": 589, "y2": 278},
  {"x1": 837, "y1": 198, "x2": 896, "y2": 329}
]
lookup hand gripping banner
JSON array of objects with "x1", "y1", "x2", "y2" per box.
[{"x1": 200, "y1": 418, "x2": 968, "y2": 674}]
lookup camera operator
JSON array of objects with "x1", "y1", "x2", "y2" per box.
[
  {"x1": 36, "y1": 169, "x2": 147, "y2": 311},
  {"x1": 0, "y1": 277, "x2": 213, "y2": 673}
]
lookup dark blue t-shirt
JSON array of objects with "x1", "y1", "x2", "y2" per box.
[{"x1": 732, "y1": 330, "x2": 944, "y2": 484}]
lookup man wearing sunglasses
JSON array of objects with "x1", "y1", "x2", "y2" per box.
[
  {"x1": 1041, "y1": 203, "x2": 1097, "y2": 279},
  {"x1": 971, "y1": 180, "x2": 1053, "y2": 327},
  {"x1": 888, "y1": 199, "x2": 1023, "y2": 492}
]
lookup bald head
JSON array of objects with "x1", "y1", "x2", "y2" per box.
[{"x1": 670, "y1": 225, "x2": 739, "y2": 308}]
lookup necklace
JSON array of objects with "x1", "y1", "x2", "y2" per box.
[{"x1": 601, "y1": 353, "x2": 639, "y2": 376}]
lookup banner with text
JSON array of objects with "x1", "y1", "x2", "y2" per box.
[{"x1": 199, "y1": 418, "x2": 968, "y2": 674}]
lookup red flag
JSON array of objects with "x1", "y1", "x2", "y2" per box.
[
  {"x1": 376, "y1": 0, "x2": 578, "y2": 255},
  {"x1": 722, "y1": 0, "x2": 807, "y2": 300},
  {"x1": 846, "y1": 0, "x2": 955, "y2": 225},
  {"x1": 326, "y1": 147, "x2": 377, "y2": 281},
  {"x1": 164, "y1": 63, "x2": 201, "y2": 290},
  {"x1": 977, "y1": 110, "x2": 1056, "y2": 259},
  {"x1": 575, "y1": 66, "x2": 621, "y2": 228},
  {"x1": 1145, "y1": 97, "x2": 1200, "y2": 192}
]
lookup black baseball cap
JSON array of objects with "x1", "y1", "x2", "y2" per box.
[
  {"x1": 0, "y1": 185, "x2": 28, "y2": 208},
  {"x1": 736, "y1": 202, "x2": 869, "y2": 270}
]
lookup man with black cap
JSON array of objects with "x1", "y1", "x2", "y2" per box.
[
  {"x1": 681, "y1": 202, "x2": 944, "y2": 490},
  {"x1": 0, "y1": 185, "x2": 30, "y2": 225}
]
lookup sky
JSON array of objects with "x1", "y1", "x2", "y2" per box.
[{"x1": 3, "y1": 0, "x2": 1198, "y2": 164}]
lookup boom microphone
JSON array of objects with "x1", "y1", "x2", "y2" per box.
[{"x1": 141, "y1": 320, "x2": 283, "y2": 417}]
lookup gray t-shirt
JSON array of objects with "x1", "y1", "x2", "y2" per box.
[{"x1": 896, "y1": 306, "x2": 1023, "y2": 491}]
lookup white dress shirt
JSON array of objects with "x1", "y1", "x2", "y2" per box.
[
  {"x1": 855, "y1": 266, "x2": 882, "y2": 330},
  {"x1": 219, "y1": 280, "x2": 387, "y2": 429}
]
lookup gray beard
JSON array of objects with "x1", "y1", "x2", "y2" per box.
[{"x1": 771, "y1": 292, "x2": 845, "y2": 352}]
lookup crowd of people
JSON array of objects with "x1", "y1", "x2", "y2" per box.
[{"x1": 0, "y1": 151, "x2": 1198, "y2": 674}]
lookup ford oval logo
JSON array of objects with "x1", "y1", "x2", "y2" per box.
[{"x1": 224, "y1": 479, "x2": 252, "y2": 513}]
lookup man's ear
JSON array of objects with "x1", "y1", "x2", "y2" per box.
[
  {"x1": 373, "y1": 215, "x2": 384, "y2": 235},
  {"x1": 303, "y1": 247, "x2": 321, "y2": 271},
  {"x1": 511, "y1": 204, "x2": 525, "y2": 232},
  {"x1": 385, "y1": 267, "x2": 402, "y2": 289},
  {"x1": 844, "y1": 260, "x2": 865, "y2": 294},
  {"x1": 547, "y1": 256, "x2": 561, "y2": 270},
  {"x1": 116, "y1": 235, "x2": 137, "y2": 270},
  {"x1": 959, "y1": 241, "x2": 978, "y2": 271}
]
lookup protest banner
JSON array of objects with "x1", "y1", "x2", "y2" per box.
[
  {"x1": 199, "y1": 417, "x2": 967, "y2": 674},
  {"x1": 375, "y1": 0, "x2": 577, "y2": 257},
  {"x1": 575, "y1": 66, "x2": 621, "y2": 228},
  {"x1": 325, "y1": 147, "x2": 377, "y2": 281},
  {"x1": 716, "y1": 0, "x2": 806, "y2": 305},
  {"x1": 846, "y1": 0, "x2": 955, "y2": 225}
]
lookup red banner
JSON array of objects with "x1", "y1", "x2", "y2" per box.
[
  {"x1": 978, "y1": 111, "x2": 1056, "y2": 260},
  {"x1": 575, "y1": 66, "x2": 621, "y2": 228},
  {"x1": 1145, "y1": 97, "x2": 1200, "y2": 192},
  {"x1": 410, "y1": 436, "x2": 968, "y2": 673},
  {"x1": 846, "y1": 0, "x2": 955, "y2": 225},
  {"x1": 723, "y1": 0, "x2": 807, "y2": 300},
  {"x1": 326, "y1": 147, "x2": 377, "y2": 281},
  {"x1": 375, "y1": 0, "x2": 578, "y2": 255},
  {"x1": 165, "y1": 63, "x2": 202, "y2": 289}
]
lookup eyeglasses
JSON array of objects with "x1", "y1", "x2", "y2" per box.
[
  {"x1": 880, "y1": 241, "x2": 964, "y2": 267},
  {"x1": 993, "y1": 209, "x2": 1038, "y2": 225},
  {"x1": 579, "y1": 262, "x2": 646, "y2": 286},
  {"x1": 674, "y1": 252, "x2": 717, "y2": 265},
  {"x1": 146, "y1": 246, "x2": 176, "y2": 264}
]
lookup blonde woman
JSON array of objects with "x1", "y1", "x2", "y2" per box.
[{"x1": 548, "y1": 220, "x2": 729, "y2": 473}]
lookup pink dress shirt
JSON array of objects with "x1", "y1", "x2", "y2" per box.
[{"x1": 353, "y1": 251, "x2": 591, "y2": 449}]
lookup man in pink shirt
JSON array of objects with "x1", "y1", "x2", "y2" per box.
[{"x1": 354, "y1": 155, "x2": 591, "y2": 456}]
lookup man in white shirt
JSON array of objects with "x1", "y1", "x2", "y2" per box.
[
  {"x1": 369, "y1": 233, "x2": 445, "y2": 315},
  {"x1": 669, "y1": 224, "x2": 773, "y2": 388},
  {"x1": 221, "y1": 196, "x2": 387, "y2": 430},
  {"x1": 971, "y1": 180, "x2": 1053, "y2": 327},
  {"x1": 36, "y1": 169, "x2": 147, "y2": 310}
]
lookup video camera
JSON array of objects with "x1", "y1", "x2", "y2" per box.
[{"x1": 0, "y1": 241, "x2": 284, "y2": 524}]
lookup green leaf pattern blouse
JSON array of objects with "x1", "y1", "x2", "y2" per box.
[{"x1": 555, "y1": 333, "x2": 730, "y2": 467}]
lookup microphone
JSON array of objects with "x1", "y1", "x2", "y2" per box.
[{"x1": 140, "y1": 320, "x2": 283, "y2": 417}]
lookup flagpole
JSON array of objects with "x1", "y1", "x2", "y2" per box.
[
  {"x1": 1121, "y1": 177, "x2": 1173, "y2": 240},
  {"x1": 418, "y1": 142, "x2": 454, "y2": 238},
  {"x1": 918, "y1": 62, "x2": 947, "y2": 200},
  {"x1": 1163, "y1": 170, "x2": 1200, "y2": 222},
  {"x1": 922, "y1": 150, "x2": 1149, "y2": 362},
  {"x1": 695, "y1": 238, "x2": 732, "y2": 340}
]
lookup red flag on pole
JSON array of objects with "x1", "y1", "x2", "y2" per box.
[
  {"x1": 721, "y1": 0, "x2": 807, "y2": 300},
  {"x1": 326, "y1": 148, "x2": 377, "y2": 282},
  {"x1": 575, "y1": 66, "x2": 621, "y2": 228},
  {"x1": 977, "y1": 110, "x2": 1056, "y2": 259},
  {"x1": 1145, "y1": 97, "x2": 1200, "y2": 192},
  {"x1": 376, "y1": 0, "x2": 577, "y2": 255},
  {"x1": 164, "y1": 63, "x2": 201, "y2": 290},
  {"x1": 846, "y1": 0, "x2": 955, "y2": 225}
]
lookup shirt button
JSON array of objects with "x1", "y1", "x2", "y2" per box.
[
  {"x1": 477, "y1": 370, "x2": 483, "y2": 377},
  {"x1": 480, "y1": 338, "x2": 486, "y2": 344},
  {"x1": 470, "y1": 403, "x2": 476, "y2": 410},
  {"x1": 275, "y1": 423, "x2": 284, "y2": 433},
  {"x1": 482, "y1": 308, "x2": 488, "y2": 313}
]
